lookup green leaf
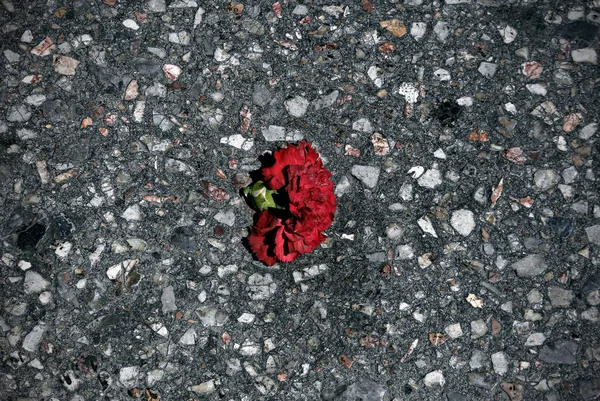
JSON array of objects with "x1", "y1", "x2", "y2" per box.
[{"x1": 244, "y1": 181, "x2": 280, "y2": 211}]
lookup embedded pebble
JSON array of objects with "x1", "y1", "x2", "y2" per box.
[
  {"x1": 351, "y1": 165, "x2": 380, "y2": 188},
  {"x1": 450, "y1": 209, "x2": 475, "y2": 237}
]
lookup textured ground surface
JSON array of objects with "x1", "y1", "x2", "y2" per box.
[{"x1": 1, "y1": 0, "x2": 600, "y2": 400}]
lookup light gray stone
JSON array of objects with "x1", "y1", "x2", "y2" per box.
[
  {"x1": 284, "y1": 96, "x2": 309, "y2": 117},
  {"x1": 351, "y1": 165, "x2": 380, "y2": 188},
  {"x1": 585, "y1": 225, "x2": 600, "y2": 245},
  {"x1": 547, "y1": 287, "x2": 574, "y2": 307},
  {"x1": 261, "y1": 125, "x2": 286, "y2": 142},
  {"x1": 450, "y1": 209, "x2": 475, "y2": 236},
  {"x1": 471, "y1": 319, "x2": 488, "y2": 339},
  {"x1": 24, "y1": 271, "x2": 50, "y2": 294},
  {"x1": 491, "y1": 352, "x2": 509, "y2": 375},
  {"x1": 572, "y1": 48, "x2": 597, "y2": 64},
  {"x1": 214, "y1": 210, "x2": 235, "y2": 227},
  {"x1": 385, "y1": 223, "x2": 404, "y2": 240},
  {"x1": 534, "y1": 169, "x2": 559, "y2": 191},
  {"x1": 161, "y1": 286, "x2": 177, "y2": 313},
  {"x1": 511, "y1": 254, "x2": 548, "y2": 277},
  {"x1": 478, "y1": 62, "x2": 498, "y2": 78},
  {"x1": 147, "y1": 0, "x2": 166, "y2": 12},
  {"x1": 121, "y1": 204, "x2": 143, "y2": 221},
  {"x1": 417, "y1": 169, "x2": 442, "y2": 188},
  {"x1": 22, "y1": 322, "x2": 46, "y2": 352},
  {"x1": 525, "y1": 332, "x2": 546, "y2": 346},
  {"x1": 469, "y1": 350, "x2": 489, "y2": 370},
  {"x1": 423, "y1": 370, "x2": 445, "y2": 387},
  {"x1": 579, "y1": 123, "x2": 597, "y2": 140},
  {"x1": 119, "y1": 366, "x2": 140, "y2": 388}
]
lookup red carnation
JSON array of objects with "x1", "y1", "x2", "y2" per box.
[{"x1": 245, "y1": 142, "x2": 336, "y2": 265}]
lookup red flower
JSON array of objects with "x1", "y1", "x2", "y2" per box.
[{"x1": 247, "y1": 142, "x2": 336, "y2": 265}]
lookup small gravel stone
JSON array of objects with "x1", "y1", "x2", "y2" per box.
[
  {"x1": 121, "y1": 204, "x2": 143, "y2": 221},
  {"x1": 423, "y1": 370, "x2": 445, "y2": 387},
  {"x1": 585, "y1": 225, "x2": 600, "y2": 245},
  {"x1": 511, "y1": 254, "x2": 548, "y2": 278},
  {"x1": 24, "y1": 271, "x2": 50, "y2": 294},
  {"x1": 179, "y1": 328, "x2": 196, "y2": 345},
  {"x1": 352, "y1": 118, "x2": 373, "y2": 133},
  {"x1": 450, "y1": 209, "x2": 476, "y2": 237},
  {"x1": 119, "y1": 366, "x2": 140, "y2": 388},
  {"x1": 410, "y1": 22, "x2": 427, "y2": 41},
  {"x1": 22, "y1": 322, "x2": 46, "y2": 352},
  {"x1": 534, "y1": 169, "x2": 560, "y2": 191},
  {"x1": 445, "y1": 323, "x2": 463, "y2": 339},
  {"x1": 469, "y1": 350, "x2": 489, "y2": 370},
  {"x1": 547, "y1": 287, "x2": 574, "y2": 307},
  {"x1": 385, "y1": 223, "x2": 404, "y2": 240},
  {"x1": 525, "y1": 332, "x2": 546, "y2": 346},
  {"x1": 351, "y1": 165, "x2": 380, "y2": 188},
  {"x1": 284, "y1": 96, "x2": 309, "y2": 117},
  {"x1": 417, "y1": 168, "x2": 442, "y2": 188},
  {"x1": 214, "y1": 210, "x2": 235, "y2": 227},
  {"x1": 579, "y1": 123, "x2": 597, "y2": 140},
  {"x1": 471, "y1": 319, "x2": 488, "y2": 339},
  {"x1": 572, "y1": 48, "x2": 597, "y2": 64},
  {"x1": 491, "y1": 352, "x2": 509, "y2": 375},
  {"x1": 147, "y1": 0, "x2": 166, "y2": 12},
  {"x1": 161, "y1": 286, "x2": 177, "y2": 313},
  {"x1": 478, "y1": 62, "x2": 498, "y2": 78}
]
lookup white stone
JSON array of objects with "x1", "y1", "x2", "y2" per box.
[
  {"x1": 423, "y1": 370, "x2": 445, "y2": 387},
  {"x1": 170, "y1": 0, "x2": 197, "y2": 7},
  {"x1": 366, "y1": 65, "x2": 383, "y2": 87},
  {"x1": 352, "y1": 118, "x2": 373, "y2": 133},
  {"x1": 534, "y1": 169, "x2": 559, "y2": 191},
  {"x1": 39, "y1": 291, "x2": 52, "y2": 305},
  {"x1": 191, "y1": 379, "x2": 216, "y2": 393},
  {"x1": 434, "y1": 21, "x2": 450, "y2": 42},
  {"x1": 106, "y1": 259, "x2": 138, "y2": 280},
  {"x1": 351, "y1": 165, "x2": 380, "y2": 188},
  {"x1": 119, "y1": 366, "x2": 140, "y2": 388},
  {"x1": 21, "y1": 30, "x2": 33, "y2": 43},
  {"x1": 261, "y1": 125, "x2": 286, "y2": 141},
  {"x1": 55, "y1": 241, "x2": 72, "y2": 258},
  {"x1": 122, "y1": 19, "x2": 139, "y2": 30},
  {"x1": 478, "y1": 62, "x2": 498, "y2": 78},
  {"x1": 168, "y1": 31, "x2": 191, "y2": 45},
  {"x1": 491, "y1": 351, "x2": 509, "y2": 375},
  {"x1": 197, "y1": 306, "x2": 228, "y2": 326},
  {"x1": 572, "y1": 48, "x2": 597, "y2": 64},
  {"x1": 445, "y1": 323, "x2": 463, "y2": 339},
  {"x1": 433, "y1": 148, "x2": 446, "y2": 159},
  {"x1": 147, "y1": 0, "x2": 166, "y2": 12},
  {"x1": 525, "y1": 332, "x2": 546, "y2": 346},
  {"x1": 470, "y1": 319, "x2": 487, "y2": 339},
  {"x1": 194, "y1": 7, "x2": 205, "y2": 28},
  {"x1": 498, "y1": 25, "x2": 517, "y2": 43},
  {"x1": 433, "y1": 68, "x2": 451, "y2": 81},
  {"x1": 417, "y1": 169, "x2": 442, "y2": 188},
  {"x1": 398, "y1": 83, "x2": 419, "y2": 104},
  {"x1": 410, "y1": 22, "x2": 427, "y2": 41},
  {"x1": 217, "y1": 264, "x2": 238, "y2": 278},
  {"x1": 179, "y1": 328, "x2": 197, "y2": 345},
  {"x1": 385, "y1": 223, "x2": 404, "y2": 240},
  {"x1": 284, "y1": 96, "x2": 309, "y2": 117},
  {"x1": 161, "y1": 286, "x2": 177, "y2": 313},
  {"x1": 25, "y1": 94, "x2": 47, "y2": 106},
  {"x1": 579, "y1": 123, "x2": 597, "y2": 140},
  {"x1": 417, "y1": 216, "x2": 437, "y2": 238},
  {"x1": 24, "y1": 271, "x2": 50, "y2": 294},
  {"x1": 450, "y1": 209, "x2": 475, "y2": 237},
  {"x1": 239, "y1": 340, "x2": 261, "y2": 356},
  {"x1": 457, "y1": 96, "x2": 473, "y2": 107},
  {"x1": 122, "y1": 204, "x2": 143, "y2": 221},
  {"x1": 238, "y1": 313, "x2": 256, "y2": 324},
  {"x1": 526, "y1": 83, "x2": 547, "y2": 96},
  {"x1": 22, "y1": 322, "x2": 46, "y2": 352},
  {"x1": 214, "y1": 210, "x2": 235, "y2": 227},
  {"x1": 220, "y1": 134, "x2": 253, "y2": 150}
]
